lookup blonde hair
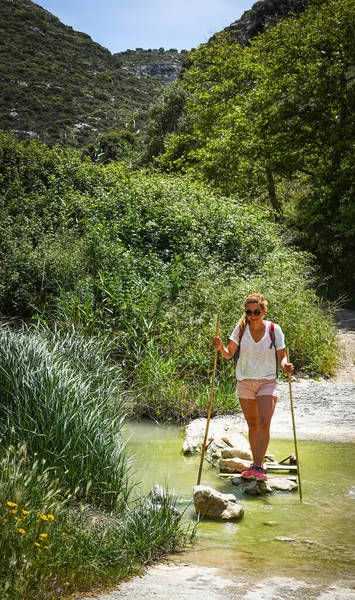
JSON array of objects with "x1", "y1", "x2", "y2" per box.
[{"x1": 237, "y1": 293, "x2": 267, "y2": 337}]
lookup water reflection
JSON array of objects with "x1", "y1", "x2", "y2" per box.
[{"x1": 123, "y1": 420, "x2": 355, "y2": 582}]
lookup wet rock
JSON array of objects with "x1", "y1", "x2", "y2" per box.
[
  {"x1": 183, "y1": 417, "x2": 251, "y2": 463},
  {"x1": 231, "y1": 475, "x2": 298, "y2": 495},
  {"x1": 220, "y1": 457, "x2": 251, "y2": 474},
  {"x1": 244, "y1": 480, "x2": 273, "y2": 495},
  {"x1": 149, "y1": 484, "x2": 169, "y2": 502},
  {"x1": 193, "y1": 485, "x2": 244, "y2": 521},
  {"x1": 267, "y1": 477, "x2": 298, "y2": 492},
  {"x1": 149, "y1": 484, "x2": 180, "y2": 516}
]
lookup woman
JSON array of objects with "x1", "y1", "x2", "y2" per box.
[{"x1": 214, "y1": 293, "x2": 294, "y2": 481}]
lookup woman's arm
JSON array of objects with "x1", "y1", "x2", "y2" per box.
[
  {"x1": 213, "y1": 337, "x2": 238, "y2": 360},
  {"x1": 277, "y1": 348, "x2": 294, "y2": 375}
]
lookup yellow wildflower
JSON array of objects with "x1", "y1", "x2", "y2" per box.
[
  {"x1": 43, "y1": 546, "x2": 49, "y2": 551},
  {"x1": 22, "y1": 509, "x2": 30, "y2": 516},
  {"x1": 40, "y1": 513, "x2": 48, "y2": 520},
  {"x1": 47, "y1": 514, "x2": 55, "y2": 520},
  {"x1": 34, "y1": 542, "x2": 41, "y2": 547},
  {"x1": 6, "y1": 501, "x2": 18, "y2": 508},
  {"x1": 10, "y1": 509, "x2": 17, "y2": 515},
  {"x1": 40, "y1": 533, "x2": 48, "y2": 539},
  {"x1": 17, "y1": 528, "x2": 26, "y2": 535},
  {"x1": 2, "y1": 518, "x2": 8, "y2": 523}
]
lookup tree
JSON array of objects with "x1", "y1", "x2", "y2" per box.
[{"x1": 159, "y1": 0, "x2": 355, "y2": 299}]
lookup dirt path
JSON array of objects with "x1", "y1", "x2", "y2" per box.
[
  {"x1": 82, "y1": 310, "x2": 355, "y2": 600},
  {"x1": 331, "y1": 308, "x2": 355, "y2": 383}
]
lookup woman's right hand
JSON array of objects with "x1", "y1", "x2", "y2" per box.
[{"x1": 213, "y1": 336, "x2": 223, "y2": 350}]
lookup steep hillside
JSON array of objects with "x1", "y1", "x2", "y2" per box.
[
  {"x1": 225, "y1": 0, "x2": 311, "y2": 44},
  {"x1": 0, "y1": 0, "x2": 186, "y2": 146}
]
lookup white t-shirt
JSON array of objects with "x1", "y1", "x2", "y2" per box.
[{"x1": 229, "y1": 320, "x2": 285, "y2": 380}]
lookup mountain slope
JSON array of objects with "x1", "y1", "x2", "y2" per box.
[
  {"x1": 225, "y1": 0, "x2": 311, "y2": 44},
  {"x1": 0, "y1": 0, "x2": 186, "y2": 146}
]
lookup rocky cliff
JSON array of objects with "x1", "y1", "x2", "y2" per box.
[{"x1": 225, "y1": 0, "x2": 311, "y2": 45}]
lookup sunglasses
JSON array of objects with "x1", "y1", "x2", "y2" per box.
[{"x1": 245, "y1": 309, "x2": 262, "y2": 316}]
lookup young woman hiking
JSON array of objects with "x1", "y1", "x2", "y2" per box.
[{"x1": 213, "y1": 293, "x2": 294, "y2": 481}]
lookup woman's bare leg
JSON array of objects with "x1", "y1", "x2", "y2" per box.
[
  {"x1": 239, "y1": 398, "x2": 258, "y2": 462},
  {"x1": 254, "y1": 395, "x2": 277, "y2": 465}
]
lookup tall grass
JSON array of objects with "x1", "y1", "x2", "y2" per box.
[
  {"x1": 0, "y1": 323, "x2": 130, "y2": 510},
  {"x1": 0, "y1": 446, "x2": 193, "y2": 600},
  {"x1": 0, "y1": 325, "x2": 194, "y2": 599}
]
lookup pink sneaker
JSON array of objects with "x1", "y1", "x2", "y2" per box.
[
  {"x1": 254, "y1": 465, "x2": 267, "y2": 481},
  {"x1": 241, "y1": 464, "x2": 256, "y2": 479}
]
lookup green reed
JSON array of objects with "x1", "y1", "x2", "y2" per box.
[{"x1": 0, "y1": 323, "x2": 130, "y2": 511}]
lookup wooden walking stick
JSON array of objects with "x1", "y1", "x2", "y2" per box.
[
  {"x1": 286, "y1": 348, "x2": 303, "y2": 502},
  {"x1": 197, "y1": 312, "x2": 220, "y2": 486}
]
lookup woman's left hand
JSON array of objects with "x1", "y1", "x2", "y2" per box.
[{"x1": 283, "y1": 362, "x2": 294, "y2": 375}]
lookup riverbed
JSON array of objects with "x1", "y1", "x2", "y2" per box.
[{"x1": 83, "y1": 377, "x2": 355, "y2": 600}]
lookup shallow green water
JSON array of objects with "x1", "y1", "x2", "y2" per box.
[{"x1": 123, "y1": 421, "x2": 355, "y2": 582}]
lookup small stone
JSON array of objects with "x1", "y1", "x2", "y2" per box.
[
  {"x1": 264, "y1": 520, "x2": 279, "y2": 526},
  {"x1": 275, "y1": 536, "x2": 297, "y2": 542},
  {"x1": 244, "y1": 480, "x2": 273, "y2": 495}
]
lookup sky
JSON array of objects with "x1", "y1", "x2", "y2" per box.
[{"x1": 34, "y1": 0, "x2": 255, "y2": 54}]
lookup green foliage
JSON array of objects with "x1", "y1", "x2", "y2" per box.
[
  {"x1": 0, "y1": 321, "x2": 193, "y2": 597},
  {"x1": 0, "y1": 132, "x2": 340, "y2": 423},
  {"x1": 0, "y1": 323, "x2": 130, "y2": 511},
  {"x1": 158, "y1": 0, "x2": 355, "y2": 301},
  {"x1": 0, "y1": 445, "x2": 192, "y2": 600},
  {"x1": 140, "y1": 81, "x2": 189, "y2": 165}
]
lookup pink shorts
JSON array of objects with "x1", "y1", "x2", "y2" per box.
[{"x1": 237, "y1": 378, "x2": 279, "y2": 400}]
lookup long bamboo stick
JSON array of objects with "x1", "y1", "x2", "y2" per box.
[
  {"x1": 286, "y1": 348, "x2": 303, "y2": 502},
  {"x1": 197, "y1": 312, "x2": 220, "y2": 486}
]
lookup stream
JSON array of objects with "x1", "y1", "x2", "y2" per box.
[{"x1": 124, "y1": 420, "x2": 355, "y2": 585}]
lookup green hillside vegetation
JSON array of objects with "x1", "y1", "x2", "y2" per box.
[
  {"x1": 149, "y1": 0, "x2": 355, "y2": 303},
  {"x1": 0, "y1": 132, "x2": 338, "y2": 419},
  {"x1": 0, "y1": 0, "x2": 186, "y2": 146}
]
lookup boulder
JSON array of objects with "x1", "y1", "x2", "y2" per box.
[
  {"x1": 149, "y1": 484, "x2": 171, "y2": 502},
  {"x1": 193, "y1": 485, "x2": 244, "y2": 521},
  {"x1": 220, "y1": 432, "x2": 252, "y2": 460},
  {"x1": 221, "y1": 446, "x2": 252, "y2": 460},
  {"x1": 183, "y1": 416, "x2": 252, "y2": 464},
  {"x1": 219, "y1": 457, "x2": 251, "y2": 474}
]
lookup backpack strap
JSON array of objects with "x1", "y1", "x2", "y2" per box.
[
  {"x1": 269, "y1": 321, "x2": 276, "y2": 348},
  {"x1": 268, "y1": 322, "x2": 278, "y2": 378}
]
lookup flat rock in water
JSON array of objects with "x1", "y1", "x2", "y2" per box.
[
  {"x1": 193, "y1": 485, "x2": 244, "y2": 521},
  {"x1": 220, "y1": 457, "x2": 251, "y2": 474},
  {"x1": 231, "y1": 475, "x2": 297, "y2": 495}
]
